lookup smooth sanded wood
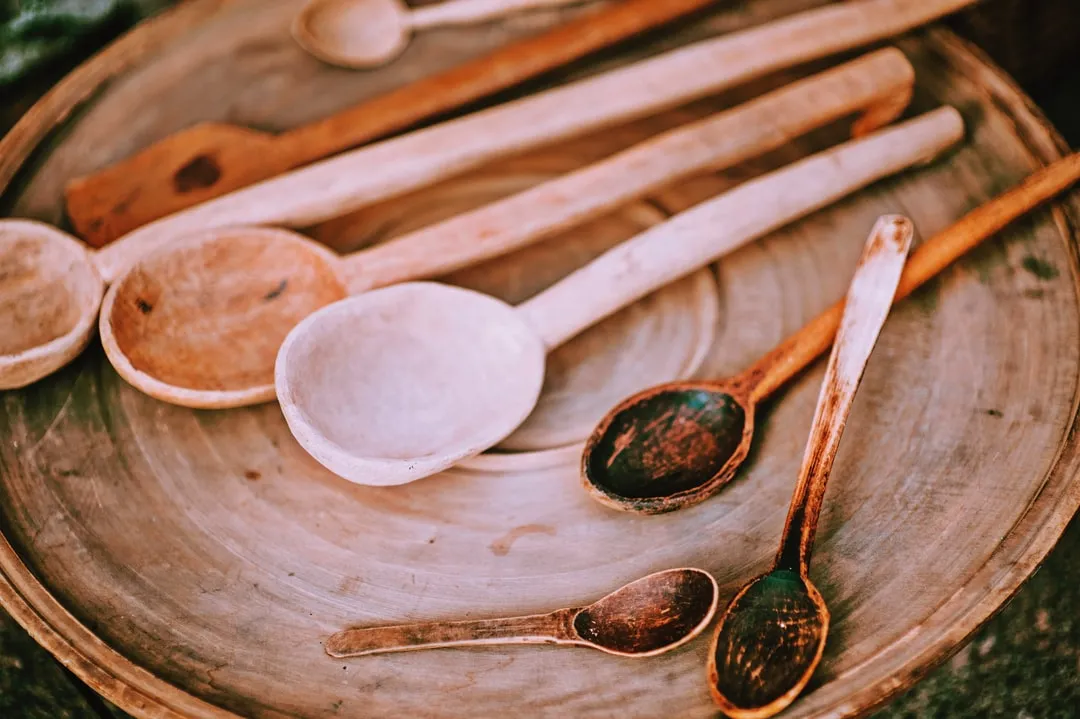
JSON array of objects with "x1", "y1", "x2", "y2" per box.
[
  {"x1": 1, "y1": 2, "x2": 1080, "y2": 719},
  {"x1": 95, "y1": 47, "x2": 916, "y2": 413}
]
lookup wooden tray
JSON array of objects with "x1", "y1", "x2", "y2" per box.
[{"x1": 2, "y1": 1, "x2": 1080, "y2": 717}]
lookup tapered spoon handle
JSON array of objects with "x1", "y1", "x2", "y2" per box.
[
  {"x1": 514, "y1": 107, "x2": 960, "y2": 351},
  {"x1": 773, "y1": 216, "x2": 912, "y2": 575},
  {"x1": 743, "y1": 152, "x2": 1080, "y2": 405},
  {"x1": 339, "y1": 48, "x2": 914, "y2": 294},
  {"x1": 409, "y1": 0, "x2": 594, "y2": 30},
  {"x1": 324, "y1": 608, "x2": 578, "y2": 657}
]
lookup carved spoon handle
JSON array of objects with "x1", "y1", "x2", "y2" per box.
[
  {"x1": 409, "y1": 0, "x2": 595, "y2": 30},
  {"x1": 774, "y1": 215, "x2": 913, "y2": 577},
  {"x1": 324, "y1": 608, "x2": 578, "y2": 657}
]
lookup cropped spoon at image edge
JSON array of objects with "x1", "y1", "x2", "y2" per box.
[
  {"x1": 707, "y1": 215, "x2": 913, "y2": 719},
  {"x1": 581, "y1": 151, "x2": 1080, "y2": 515},
  {"x1": 325, "y1": 567, "x2": 718, "y2": 658}
]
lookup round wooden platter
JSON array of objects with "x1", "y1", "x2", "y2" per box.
[{"x1": 2, "y1": 0, "x2": 1080, "y2": 717}]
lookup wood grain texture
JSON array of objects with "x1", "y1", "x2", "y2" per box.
[{"x1": 1, "y1": 2, "x2": 1079, "y2": 719}]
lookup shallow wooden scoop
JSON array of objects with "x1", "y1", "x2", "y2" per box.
[
  {"x1": 581, "y1": 152, "x2": 1080, "y2": 514},
  {"x1": 708, "y1": 216, "x2": 912, "y2": 718},
  {"x1": 274, "y1": 107, "x2": 962, "y2": 487},
  {"x1": 62, "y1": 0, "x2": 978, "y2": 249},
  {"x1": 293, "y1": 0, "x2": 598, "y2": 70},
  {"x1": 96, "y1": 48, "x2": 914, "y2": 409},
  {"x1": 325, "y1": 567, "x2": 718, "y2": 658}
]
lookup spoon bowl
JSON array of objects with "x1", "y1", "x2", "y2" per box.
[
  {"x1": 100, "y1": 226, "x2": 345, "y2": 408},
  {"x1": 323, "y1": 566, "x2": 720, "y2": 659},
  {"x1": 0, "y1": 220, "x2": 103, "y2": 389},
  {"x1": 293, "y1": 0, "x2": 410, "y2": 69},
  {"x1": 708, "y1": 570, "x2": 828, "y2": 717},
  {"x1": 276, "y1": 282, "x2": 545, "y2": 486},
  {"x1": 582, "y1": 381, "x2": 753, "y2": 514}
]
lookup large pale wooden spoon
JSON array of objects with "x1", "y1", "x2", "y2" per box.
[
  {"x1": 325, "y1": 567, "x2": 718, "y2": 658},
  {"x1": 293, "y1": 0, "x2": 598, "y2": 69},
  {"x1": 707, "y1": 215, "x2": 912, "y2": 719},
  {"x1": 581, "y1": 151, "x2": 1080, "y2": 515},
  {"x1": 73, "y1": 0, "x2": 979, "y2": 274},
  {"x1": 96, "y1": 48, "x2": 914, "y2": 409},
  {"x1": 275, "y1": 107, "x2": 963, "y2": 487}
]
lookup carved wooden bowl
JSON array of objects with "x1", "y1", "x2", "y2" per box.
[{"x1": 1, "y1": 0, "x2": 1078, "y2": 717}]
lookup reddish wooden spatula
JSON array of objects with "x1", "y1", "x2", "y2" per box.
[{"x1": 61, "y1": 0, "x2": 719, "y2": 247}]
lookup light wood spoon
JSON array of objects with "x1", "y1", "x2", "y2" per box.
[
  {"x1": 581, "y1": 151, "x2": 1080, "y2": 514},
  {"x1": 293, "y1": 0, "x2": 599, "y2": 69},
  {"x1": 96, "y1": 48, "x2": 914, "y2": 409},
  {"x1": 275, "y1": 107, "x2": 963, "y2": 487},
  {"x1": 325, "y1": 567, "x2": 718, "y2": 658},
  {"x1": 707, "y1": 215, "x2": 912, "y2": 719},
  {"x1": 80, "y1": 0, "x2": 980, "y2": 279}
]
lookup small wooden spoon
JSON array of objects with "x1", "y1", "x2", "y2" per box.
[
  {"x1": 706, "y1": 214, "x2": 912, "y2": 719},
  {"x1": 293, "y1": 0, "x2": 596, "y2": 70},
  {"x1": 325, "y1": 567, "x2": 718, "y2": 658},
  {"x1": 96, "y1": 48, "x2": 914, "y2": 409},
  {"x1": 582, "y1": 151, "x2": 1080, "y2": 515},
  {"x1": 275, "y1": 107, "x2": 962, "y2": 487}
]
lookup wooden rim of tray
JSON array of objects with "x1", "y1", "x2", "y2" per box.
[{"x1": 1, "y1": 2, "x2": 1079, "y2": 717}]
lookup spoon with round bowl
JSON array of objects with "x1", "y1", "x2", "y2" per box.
[
  {"x1": 96, "y1": 48, "x2": 914, "y2": 409},
  {"x1": 275, "y1": 107, "x2": 963, "y2": 487},
  {"x1": 706, "y1": 214, "x2": 913, "y2": 718},
  {"x1": 325, "y1": 566, "x2": 718, "y2": 658},
  {"x1": 293, "y1": 0, "x2": 597, "y2": 70},
  {"x1": 582, "y1": 150, "x2": 1080, "y2": 515}
]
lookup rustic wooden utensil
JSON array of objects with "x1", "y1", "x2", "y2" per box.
[
  {"x1": 293, "y1": 0, "x2": 598, "y2": 69},
  {"x1": 325, "y1": 567, "x2": 718, "y2": 658},
  {"x1": 274, "y1": 107, "x2": 962, "y2": 487},
  {"x1": 706, "y1": 215, "x2": 912, "y2": 719},
  {"x1": 61, "y1": 0, "x2": 978, "y2": 248},
  {"x1": 95, "y1": 48, "x2": 914, "y2": 409},
  {"x1": 582, "y1": 151, "x2": 1080, "y2": 515},
  {"x1": 60, "y1": 0, "x2": 718, "y2": 247}
]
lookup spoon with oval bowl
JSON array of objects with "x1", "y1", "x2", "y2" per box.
[
  {"x1": 325, "y1": 566, "x2": 718, "y2": 658},
  {"x1": 707, "y1": 214, "x2": 912, "y2": 718},
  {"x1": 275, "y1": 107, "x2": 963, "y2": 487},
  {"x1": 582, "y1": 150, "x2": 1080, "y2": 515},
  {"x1": 97, "y1": 48, "x2": 914, "y2": 409},
  {"x1": 293, "y1": 0, "x2": 597, "y2": 70}
]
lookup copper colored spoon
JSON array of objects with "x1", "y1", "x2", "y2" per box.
[
  {"x1": 324, "y1": 567, "x2": 718, "y2": 658},
  {"x1": 581, "y1": 151, "x2": 1080, "y2": 515},
  {"x1": 706, "y1": 215, "x2": 912, "y2": 719}
]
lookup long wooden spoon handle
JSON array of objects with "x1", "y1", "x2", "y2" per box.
[
  {"x1": 324, "y1": 608, "x2": 577, "y2": 657},
  {"x1": 744, "y1": 151, "x2": 1080, "y2": 405},
  {"x1": 409, "y1": 0, "x2": 596, "y2": 30},
  {"x1": 339, "y1": 48, "x2": 915, "y2": 293},
  {"x1": 95, "y1": 0, "x2": 975, "y2": 284},
  {"x1": 514, "y1": 107, "x2": 961, "y2": 350},
  {"x1": 773, "y1": 216, "x2": 913, "y2": 575}
]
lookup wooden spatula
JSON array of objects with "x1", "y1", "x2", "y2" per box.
[{"x1": 61, "y1": 0, "x2": 719, "y2": 247}]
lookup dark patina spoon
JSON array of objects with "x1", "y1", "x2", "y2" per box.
[
  {"x1": 324, "y1": 567, "x2": 718, "y2": 659},
  {"x1": 582, "y1": 153, "x2": 1080, "y2": 514},
  {"x1": 707, "y1": 216, "x2": 911, "y2": 718}
]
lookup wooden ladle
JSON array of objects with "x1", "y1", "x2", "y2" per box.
[
  {"x1": 275, "y1": 107, "x2": 962, "y2": 487},
  {"x1": 96, "y1": 48, "x2": 914, "y2": 409},
  {"x1": 581, "y1": 151, "x2": 1080, "y2": 515},
  {"x1": 707, "y1": 214, "x2": 912, "y2": 719},
  {"x1": 293, "y1": 0, "x2": 597, "y2": 69},
  {"x1": 325, "y1": 567, "x2": 718, "y2": 658}
]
